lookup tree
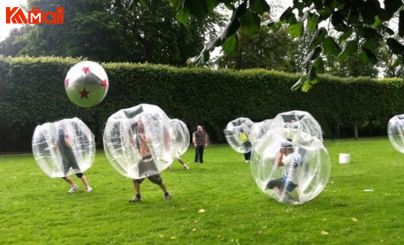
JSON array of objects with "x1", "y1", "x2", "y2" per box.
[
  {"x1": 15, "y1": 0, "x2": 122, "y2": 60},
  {"x1": 216, "y1": 22, "x2": 299, "y2": 72},
  {"x1": 107, "y1": 0, "x2": 221, "y2": 65},
  {"x1": 1, "y1": 0, "x2": 223, "y2": 66},
  {"x1": 0, "y1": 26, "x2": 31, "y2": 57},
  {"x1": 169, "y1": 0, "x2": 404, "y2": 89}
]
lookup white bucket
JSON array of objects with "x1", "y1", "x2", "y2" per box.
[{"x1": 339, "y1": 153, "x2": 350, "y2": 164}]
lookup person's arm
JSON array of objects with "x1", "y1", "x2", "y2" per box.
[
  {"x1": 65, "y1": 135, "x2": 72, "y2": 148},
  {"x1": 204, "y1": 133, "x2": 208, "y2": 147},
  {"x1": 276, "y1": 150, "x2": 285, "y2": 167},
  {"x1": 129, "y1": 128, "x2": 135, "y2": 145},
  {"x1": 193, "y1": 132, "x2": 197, "y2": 147}
]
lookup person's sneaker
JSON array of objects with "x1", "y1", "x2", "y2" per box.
[
  {"x1": 183, "y1": 164, "x2": 190, "y2": 170},
  {"x1": 68, "y1": 185, "x2": 78, "y2": 194},
  {"x1": 129, "y1": 195, "x2": 141, "y2": 203},
  {"x1": 86, "y1": 187, "x2": 93, "y2": 193},
  {"x1": 164, "y1": 192, "x2": 172, "y2": 200}
]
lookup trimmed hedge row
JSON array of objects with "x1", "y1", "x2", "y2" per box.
[{"x1": 1, "y1": 56, "x2": 404, "y2": 151}]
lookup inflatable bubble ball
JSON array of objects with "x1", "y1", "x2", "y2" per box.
[
  {"x1": 250, "y1": 128, "x2": 331, "y2": 205},
  {"x1": 224, "y1": 117, "x2": 254, "y2": 153},
  {"x1": 249, "y1": 119, "x2": 274, "y2": 146},
  {"x1": 103, "y1": 104, "x2": 175, "y2": 179},
  {"x1": 169, "y1": 119, "x2": 190, "y2": 157},
  {"x1": 388, "y1": 114, "x2": 404, "y2": 153},
  {"x1": 64, "y1": 61, "x2": 109, "y2": 108},
  {"x1": 32, "y1": 117, "x2": 95, "y2": 178},
  {"x1": 272, "y1": 110, "x2": 323, "y2": 141}
]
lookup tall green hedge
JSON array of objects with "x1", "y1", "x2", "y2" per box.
[{"x1": 1, "y1": 56, "x2": 403, "y2": 151}]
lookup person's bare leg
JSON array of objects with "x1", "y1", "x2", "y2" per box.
[
  {"x1": 80, "y1": 175, "x2": 92, "y2": 192},
  {"x1": 133, "y1": 180, "x2": 140, "y2": 195},
  {"x1": 177, "y1": 158, "x2": 189, "y2": 170},
  {"x1": 159, "y1": 182, "x2": 171, "y2": 200},
  {"x1": 64, "y1": 176, "x2": 78, "y2": 193},
  {"x1": 129, "y1": 180, "x2": 141, "y2": 203},
  {"x1": 63, "y1": 176, "x2": 75, "y2": 186},
  {"x1": 159, "y1": 182, "x2": 168, "y2": 193}
]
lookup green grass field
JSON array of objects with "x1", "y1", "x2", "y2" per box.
[{"x1": 1, "y1": 138, "x2": 403, "y2": 244}]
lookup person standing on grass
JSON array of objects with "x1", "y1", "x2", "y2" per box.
[
  {"x1": 129, "y1": 120, "x2": 171, "y2": 203},
  {"x1": 56, "y1": 128, "x2": 92, "y2": 194},
  {"x1": 193, "y1": 125, "x2": 208, "y2": 163}
]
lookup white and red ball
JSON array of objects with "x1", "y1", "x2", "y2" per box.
[{"x1": 64, "y1": 61, "x2": 109, "y2": 107}]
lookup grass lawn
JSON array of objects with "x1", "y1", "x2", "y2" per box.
[{"x1": 1, "y1": 138, "x2": 403, "y2": 244}]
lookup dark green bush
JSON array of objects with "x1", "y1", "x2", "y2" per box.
[{"x1": 1, "y1": 56, "x2": 403, "y2": 151}]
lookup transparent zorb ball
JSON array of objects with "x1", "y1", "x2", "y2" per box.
[
  {"x1": 250, "y1": 128, "x2": 331, "y2": 205},
  {"x1": 103, "y1": 104, "x2": 175, "y2": 179},
  {"x1": 272, "y1": 110, "x2": 323, "y2": 141},
  {"x1": 249, "y1": 119, "x2": 274, "y2": 146},
  {"x1": 224, "y1": 117, "x2": 254, "y2": 153},
  {"x1": 32, "y1": 117, "x2": 95, "y2": 178},
  {"x1": 169, "y1": 119, "x2": 190, "y2": 157},
  {"x1": 388, "y1": 114, "x2": 404, "y2": 153}
]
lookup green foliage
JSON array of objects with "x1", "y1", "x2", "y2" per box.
[
  {"x1": 2, "y1": 139, "x2": 404, "y2": 244},
  {"x1": 1, "y1": 57, "x2": 404, "y2": 151},
  {"x1": 0, "y1": 0, "x2": 219, "y2": 66},
  {"x1": 171, "y1": 0, "x2": 404, "y2": 91},
  {"x1": 216, "y1": 24, "x2": 299, "y2": 71}
]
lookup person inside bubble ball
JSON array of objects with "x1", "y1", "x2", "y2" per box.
[
  {"x1": 239, "y1": 129, "x2": 252, "y2": 163},
  {"x1": 193, "y1": 125, "x2": 208, "y2": 163},
  {"x1": 55, "y1": 128, "x2": 92, "y2": 194},
  {"x1": 129, "y1": 120, "x2": 171, "y2": 203},
  {"x1": 266, "y1": 140, "x2": 302, "y2": 201}
]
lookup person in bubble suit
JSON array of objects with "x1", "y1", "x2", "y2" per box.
[
  {"x1": 129, "y1": 120, "x2": 171, "y2": 203},
  {"x1": 239, "y1": 129, "x2": 252, "y2": 163},
  {"x1": 266, "y1": 140, "x2": 302, "y2": 201},
  {"x1": 193, "y1": 125, "x2": 208, "y2": 163},
  {"x1": 56, "y1": 128, "x2": 92, "y2": 194}
]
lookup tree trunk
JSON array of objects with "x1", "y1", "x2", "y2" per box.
[{"x1": 354, "y1": 124, "x2": 358, "y2": 140}]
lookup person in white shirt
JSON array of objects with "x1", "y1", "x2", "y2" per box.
[{"x1": 266, "y1": 140, "x2": 302, "y2": 195}]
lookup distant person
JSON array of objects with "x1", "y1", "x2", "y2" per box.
[
  {"x1": 266, "y1": 140, "x2": 302, "y2": 201},
  {"x1": 56, "y1": 128, "x2": 92, "y2": 194},
  {"x1": 129, "y1": 120, "x2": 171, "y2": 203},
  {"x1": 193, "y1": 125, "x2": 208, "y2": 163}
]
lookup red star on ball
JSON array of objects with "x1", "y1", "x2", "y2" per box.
[
  {"x1": 64, "y1": 79, "x2": 69, "y2": 86},
  {"x1": 80, "y1": 88, "x2": 90, "y2": 98},
  {"x1": 82, "y1": 67, "x2": 90, "y2": 74},
  {"x1": 101, "y1": 79, "x2": 108, "y2": 88}
]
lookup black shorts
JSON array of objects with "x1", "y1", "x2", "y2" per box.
[
  {"x1": 133, "y1": 156, "x2": 162, "y2": 185},
  {"x1": 60, "y1": 147, "x2": 81, "y2": 175},
  {"x1": 134, "y1": 174, "x2": 163, "y2": 185},
  {"x1": 137, "y1": 156, "x2": 159, "y2": 177},
  {"x1": 267, "y1": 177, "x2": 297, "y2": 192}
]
